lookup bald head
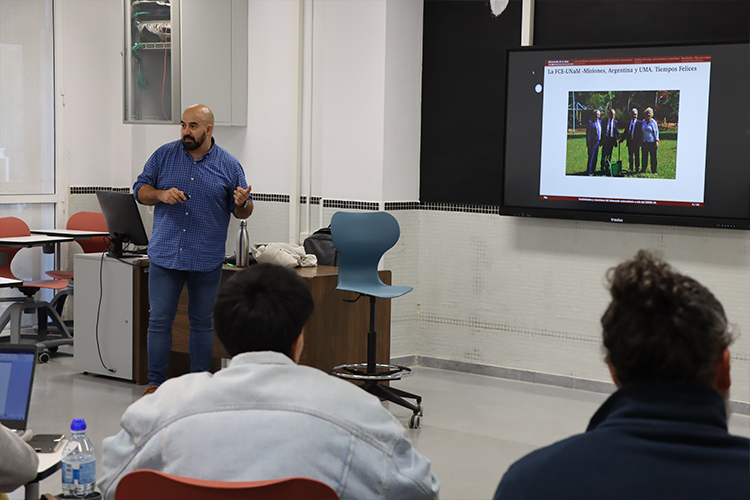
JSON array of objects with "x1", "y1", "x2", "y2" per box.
[
  {"x1": 181, "y1": 104, "x2": 214, "y2": 156},
  {"x1": 184, "y1": 104, "x2": 214, "y2": 127}
]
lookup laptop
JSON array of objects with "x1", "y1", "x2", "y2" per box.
[{"x1": 0, "y1": 344, "x2": 37, "y2": 441}]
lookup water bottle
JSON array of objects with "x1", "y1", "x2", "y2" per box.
[
  {"x1": 235, "y1": 219, "x2": 250, "y2": 267},
  {"x1": 61, "y1": 418, "x2": 96, "y2": 497}
]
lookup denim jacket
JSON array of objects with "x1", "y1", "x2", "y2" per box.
[{"x1": 99, "y1": 352, "x2": 439, "y2": 500}]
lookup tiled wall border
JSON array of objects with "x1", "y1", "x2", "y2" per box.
[
  {"x1": 300, "y1": 196, "x2": 321, "y2": 205},
  {"x1": 385, "y1": 202, "x2": 420, "y2": 211},
  {"x1": 253, "y1": 194, "x2": 290, "y2": 203},
  {"x1": 323, "y1": 199, "x2": 380, "y2": 211},
  {"x1": 70, "y1": 187, "x2": 131, "y2": 194},
  {"x1": 70, "y1": 189, "x2": 500, "y2": 214},
  {"x1": 418, "y1": 202, "x2": 499, "y2": 214}
]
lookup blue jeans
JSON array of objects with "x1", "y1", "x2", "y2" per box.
[{"x1": 147, "y1": 263, "x2": 223, "y2": 386}]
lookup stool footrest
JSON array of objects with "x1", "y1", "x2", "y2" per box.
[{"x1": 332, "y1": 363, "x2": 412, "y2": 381}]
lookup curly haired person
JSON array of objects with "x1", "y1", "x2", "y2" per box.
[{"x1": 494, "y1": 250, "x2": 750, "y2": 500}]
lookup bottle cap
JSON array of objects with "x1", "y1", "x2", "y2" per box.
[{"x1": 71, "y1": 418, "x2": 87, "y2": 432}]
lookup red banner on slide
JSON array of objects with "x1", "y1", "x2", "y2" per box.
[
  {"x1": 545, "y1": 55, "x2": 711, "y2": 66},
  {"x1": 541, "y1": 195, "x2": 703, "y2": 207}
]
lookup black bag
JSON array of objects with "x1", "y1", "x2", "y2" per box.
[{"x1": 303, "y1": 226, "x2": 338, "y2": 266}]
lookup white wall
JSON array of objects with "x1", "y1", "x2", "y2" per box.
[
  {"x1": 234, "y1": 0, "x2": 299, "y2": 195},
  {"x1": 312, "y1": 0, "x2": 385, "y2": 201},
  {"x1": 383, "y1": 0, "x2": 423, "y2": 201},
  {"x1": 56, "y1": 0, "x2": 132, "y2": 188},
  {"x1": 61, "y1": 0, "x2": 421, "y2": 204},
  {"x1": 409, "y1": 213, "x2": 750, "y2": 404}
]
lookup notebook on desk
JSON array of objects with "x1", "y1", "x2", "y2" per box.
[{"x1": 0, "y1": 344, "x2": 37, "y2": 441}]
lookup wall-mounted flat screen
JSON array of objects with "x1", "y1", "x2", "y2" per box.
[{"x1": 501, "y1": 42, "x2": 750, "y2": 229}]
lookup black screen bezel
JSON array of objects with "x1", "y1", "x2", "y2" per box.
[{"x1": 500, "y1": 41, "x2": 750, "y2": 230}]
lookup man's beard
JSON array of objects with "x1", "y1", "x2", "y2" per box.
[{"x1": 182, "y1": 131, "x2": 206, "y2": 151}]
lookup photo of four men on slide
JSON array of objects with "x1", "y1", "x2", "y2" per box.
[{"x1": 566, "y1": 90, "x2": 679, "y2": 179}]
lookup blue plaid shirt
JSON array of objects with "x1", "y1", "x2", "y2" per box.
[{"x1": 133, "y1": 139, "x2": 249, "y2": 272}]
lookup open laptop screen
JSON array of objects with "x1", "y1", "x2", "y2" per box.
[{"x1": 0, "y1": 345, "x2": 36, "y2": 430}]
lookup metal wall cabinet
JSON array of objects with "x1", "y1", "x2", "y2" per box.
[
  {"x1": 124, "y1": 0, "x2": 180, "y2": 124},
  {"x1": 123, "y1": 0, "x2": 248, "y2": 126}
]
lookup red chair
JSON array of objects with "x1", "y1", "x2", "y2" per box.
[
  {"x1": 45, "y1": 212, "x2": 108, "y2": 315},
  {"x1": 114, "y1": 470, "x2": 340, "y2": 500},
  {"x1": 0, "y1": 217, "x2": 73, "y2": 361}
]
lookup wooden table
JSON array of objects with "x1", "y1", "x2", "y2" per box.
[{"x1": 132, "y1": 264, "x2": 391, "y2": 384}]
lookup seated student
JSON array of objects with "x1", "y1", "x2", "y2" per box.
[
  {"x1": 99, "y1": 264, "x2": 439, "y2": 500},
  {"x1": 0, "y1": 424, "x2": 38, "y2": 494},
  {"x1": 494, "y1": 250, "x2": 750, "y2": 500}
]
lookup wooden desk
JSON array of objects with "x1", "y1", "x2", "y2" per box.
[{"x1": 132, "y1": 264, "x2": 391, "y2": 384}]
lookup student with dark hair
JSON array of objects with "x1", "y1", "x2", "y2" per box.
[
  {"x1": 493, "y1": 250, "x2": 750, "y2": 500},
  {"x1": 99, "y1": 264, "x2": 439, "y2": 500}
]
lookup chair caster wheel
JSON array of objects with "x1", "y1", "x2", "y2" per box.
[
  {"x1": 38, "y1": 350, "x2": 51, "y2": 363},
  {"x1": 417, "y1": 403, "x2": 423, "y2": 416},
  {"x1": 409, "y1": 414, "x2": 421, "y2": 429}
]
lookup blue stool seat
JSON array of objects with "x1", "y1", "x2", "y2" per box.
[{"x1": 330, "y1": 211, "x2": 423, "y2": 429}]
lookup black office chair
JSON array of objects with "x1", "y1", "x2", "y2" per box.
[{"x1": 330, "y1": 211, "x2": 423, "y2": 428}]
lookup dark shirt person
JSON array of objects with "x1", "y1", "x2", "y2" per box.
[
  {"x1": 494, "y1": 250, "x2": 750, "y2": 500},
  {"x1": 620, "y1": 108, "x2": 643, "y2": 173},
  {"x1": 600, "y1": 108, "x2": 620, "y2": 172},
  {"x1": 133, "y1": 104, "x2": 254, "y2": 393},
  {"x1": 585, "y1": 110, "x2": 601, "y2": 176}
]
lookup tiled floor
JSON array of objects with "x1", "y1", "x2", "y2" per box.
[{"x1": 8, "y1": 346, "x2": 750, "y2": 500}]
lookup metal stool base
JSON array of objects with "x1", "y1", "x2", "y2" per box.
[{"x1": 332, "y1": 363, "x2": 412, "y2": 381}]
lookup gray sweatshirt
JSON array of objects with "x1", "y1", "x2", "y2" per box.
[{"x1": 0, "y1": 425, "x2": 38, "y2": 492}]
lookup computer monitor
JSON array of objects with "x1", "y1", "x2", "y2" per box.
[
  {"x1": 0, "y1": 344, "x2": 37, "y2": 431},
  {"x1": 501, "y1": 41, "x2": 750, "y2": 230},
  {"x1": 96, "y1": 191, "x2": 149, "y2": 257}
]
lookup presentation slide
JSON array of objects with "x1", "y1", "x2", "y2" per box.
[
  {"x1": 538, "y1": 55, "x2": 711, "y2": 207},
  {"x1": 0, "y1": 361, "x2": 12, "y2": 417}
]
